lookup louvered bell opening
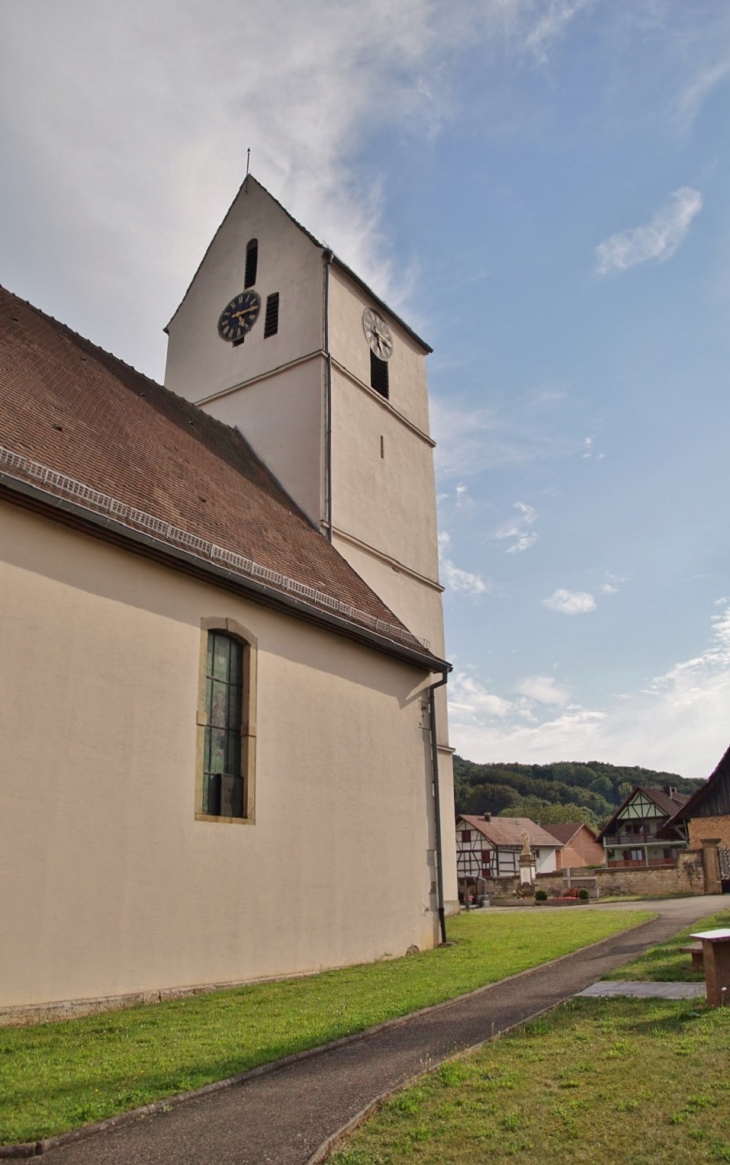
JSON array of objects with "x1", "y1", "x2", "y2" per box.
[
  {"x1": 264, "y1": 292, "x2": 279, "y2": 338},
  {"x1": 370, "y1": 351, "x2": 389, "y2": 399},
  {"x1": 244, "y1": 239, "x2": 258, "y2": 288}
]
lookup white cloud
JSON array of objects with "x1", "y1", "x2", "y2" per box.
[
  {"x1": 431, "y1": 393, "x2": 582, "y2": 480},
  {"x1": 0, "y1": 0, "x2": 591, "y2": 381},
  {"x1": 438, "y1": 532, "x2": 488, "y2": 597},
  {"x1": 543, "y1": 588, "x2": 597, "y2": 615},
  {"x1": 595, "y1": 187, "x2": 703, "y2": 277},
  {"x1": 676, "y1": 58, "x2": 730, "y2": 129},
  {"x1": 449, "y1": 601, "x2": 730, "y2": 779},
  {"x1": 517, "y1": 676, "x2": 570, "y2": 706},
  {"x1": 449, "y1": 671, "x2": 514, "y2": 719},
  {"x1": 493, "y1": 501, "x2": 538, "y2": 555},
  {"x1": 522, "y1": 0, "x2": 595, "y2": 63}
]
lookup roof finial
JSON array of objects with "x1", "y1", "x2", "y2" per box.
[{"x1": 245, "y1": 148, "x2": 251, "y2": 188}]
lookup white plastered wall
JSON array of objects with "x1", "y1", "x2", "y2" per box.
[
  {"x1": 164, "y1": 178, "x2": 323, "y2": 405},
  {"x1": 328, "y1": 265, "x2": 431, "y2": 434},
  {"x1": 0, "y1": 502, "x2": 441, "y2": 1009},
  {"x1": 201, "y1": 358, "x2": 324, "y2": 527}
]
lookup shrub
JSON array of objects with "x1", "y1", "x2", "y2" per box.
[
  {"x1": 578, "y1": 887, "x2": 590, "y2": 901},
  {"x1": 535, "y1": 889, "x2": 548, "y2": 902}
]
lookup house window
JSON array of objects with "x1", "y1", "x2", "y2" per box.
[
  {"x1": 196, "y1": 618, "x2": 257, "y2": 823},
  {"x1": 461, "y1": 830, "x2": 472, "y2": 842},
  {"x1": 245, "y1": 239, "x2": 258, "y2": 288},
  {"x1": 370, "y1": 351, "x2": 389, "y2": 398},
  {"x1": 264, "y1": 292, "x2": 279, "y2": 337}
]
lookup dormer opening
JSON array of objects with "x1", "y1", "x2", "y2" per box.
[
  {"x1": 244, "y1": 239, "x2": 258, "y2": 288},
  {"x1": 370, "y1": 351, "x2": 389, "y2": 399}
]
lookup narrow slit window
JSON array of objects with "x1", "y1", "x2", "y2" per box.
[
  {"x1": 370, "y1": 351, "x2": 389, "y2": 399},
  {"x1": 244, "y1": 239, "x2": 258, "y2": 288},
  {"x1": 264, "y1": 292, "x2": 279, "y2": 338},
  {"x1": 203, "y1": 631, "x2": 244, "y2": 818}
]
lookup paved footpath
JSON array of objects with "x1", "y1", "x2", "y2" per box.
[{"x1": 33, "y1": 897, "x2": 723, "y2": 1165}]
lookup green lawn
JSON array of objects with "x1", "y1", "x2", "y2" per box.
[
  {"x1": 605, "y1": 907, "x2": 730, "y2": 982},
  {"x1": 331, "y1": 997, "x2": 730, "y2": 1165},
  {"x1": 0, "y1": 909, "x2": 650, "y2": 1145}
]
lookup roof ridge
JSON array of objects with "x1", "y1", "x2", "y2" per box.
[{"x1": 1, "y1": 284, "x2": 162, "y2": 391}]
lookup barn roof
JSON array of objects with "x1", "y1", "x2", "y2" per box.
[{"x1": 661, "y1": 745, "x2": 728, "y2": 828}]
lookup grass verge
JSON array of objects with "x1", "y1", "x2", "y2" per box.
[
  {"x1": 0, "y1": 910, "x2": 650, "y2": 1145},
  {"x1": 331, "y1": 996, "x2": 730, "y2": 1165},
  {"x1": 604, "y1": 906, "x2": 730, "y2": 982}
]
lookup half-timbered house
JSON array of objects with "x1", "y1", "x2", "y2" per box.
[
  {"x1": 455, "y1": 814, "x2": 562, "y2": 881},
  {"x1": 597, "y1": 786, "x2": 690, "y2": 868}
]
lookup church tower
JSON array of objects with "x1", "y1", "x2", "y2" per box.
[{"x1": 164, "y1": 177, "x2": 457, "y2": 908}]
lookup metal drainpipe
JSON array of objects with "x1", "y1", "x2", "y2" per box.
[
  {"x1": 322, "y1": 250, "x2": 334, "y2": 542},
  {"x1": 428, "y1": 670, "x2": 450, "y2": 944}
]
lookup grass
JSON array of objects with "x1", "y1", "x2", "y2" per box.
[
  {"x1": 330, "y1": 996, "x2": 730, "y2": 1165},
  {"x1": 604, "y1": 907, "x2": 730, "y2": 983},
  {"x1": 0, "y1": 909, "x2": 650, "y2": 1145}
]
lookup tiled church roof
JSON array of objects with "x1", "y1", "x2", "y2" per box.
[{"x1": 0, "y1": 285, "x2": 433, "y2": 657}]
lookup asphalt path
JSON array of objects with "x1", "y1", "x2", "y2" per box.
[{"x1": 25, "y1": 896, "x2": 725, "y2": 1165}]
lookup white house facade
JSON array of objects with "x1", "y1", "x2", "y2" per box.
[{"x1": 455, "y1": 815, "x2": 562, "y2": 880}]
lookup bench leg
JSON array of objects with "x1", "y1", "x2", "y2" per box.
[{"x1": 703, "y1": 941, "x2": 730, "y2": 1007}]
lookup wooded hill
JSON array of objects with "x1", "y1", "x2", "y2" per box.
[{"x1": 453, "y1": 757, "x2": 705, "y2": 830}]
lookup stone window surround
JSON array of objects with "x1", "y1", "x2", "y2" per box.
[{"x1": 195, "y1": 616, "x2": 257, "y2": 825}]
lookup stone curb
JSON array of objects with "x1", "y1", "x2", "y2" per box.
[{"x1": 0, "y1": 915, "x2": 655, "y2": 1160}]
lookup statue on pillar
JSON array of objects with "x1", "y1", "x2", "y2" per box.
[{"x1": 519, "y1": 830, "x2": 536, "y2": 887}]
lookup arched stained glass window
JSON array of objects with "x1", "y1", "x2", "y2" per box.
[{"x1": 203, "y1": 631, "x2": 244, "y2": 818}]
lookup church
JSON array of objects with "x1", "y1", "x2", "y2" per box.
[{"x1": 0, "y1": 177, "x2": 458, "y2": 1019}]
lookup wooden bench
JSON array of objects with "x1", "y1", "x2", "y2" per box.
[{"x1": 680, "y1": 943, "x2": 704, "y2": 971}]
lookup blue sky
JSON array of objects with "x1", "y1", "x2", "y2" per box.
[{"x1": 2, "y1": 1, "x2": 730, "y2": 776}]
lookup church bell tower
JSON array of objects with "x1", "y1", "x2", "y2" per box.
[{"x1": 164, "y1": 176, "x2": 456, "y2": 906}]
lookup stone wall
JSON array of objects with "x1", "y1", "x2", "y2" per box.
[{"x1": 472, "y1": 849, "x2": 709, "y2": 900}]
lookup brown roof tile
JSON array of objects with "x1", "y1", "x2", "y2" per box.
[
  {"x1": 458, "y1": 815, "x2": 562, "y2": 848},
  {"x1": 540, "y1": 822, "x2": 598, "y2": 844},
  {"x1": 0, "y1": 286, "x2": 432, "y2": 653}
]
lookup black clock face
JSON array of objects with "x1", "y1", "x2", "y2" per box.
[{"x1": 218, "y1": 290, "x2": 261, "y2": 344}]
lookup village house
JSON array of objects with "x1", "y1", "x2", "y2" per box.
[
  {"x1": 455, "y1": 814, "x2": 562, "y2": 881},
  {"x1": 0, "y1": 176, "x2": 459, "y2": 1019},
  {"x1": 597, "y1": 786, "x2": 690, "y2": 868},
  {"x1": 541, "y1": 822, "x2": 605, "y2": 869},
  {"x1": 661, "y1": 745, "x2": 730, "y2": 892}
]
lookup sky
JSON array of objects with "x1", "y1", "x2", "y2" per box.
[{"x1": 2, "y1": 0, "x2": 730, "y2": 778}]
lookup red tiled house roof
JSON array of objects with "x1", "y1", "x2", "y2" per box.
[
  {"x1": 540, "y1": 822, "x2": 599, "y2": 845},
  {"x1": 457, "y1": 815, "x2": 562, "y2": 849}
]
